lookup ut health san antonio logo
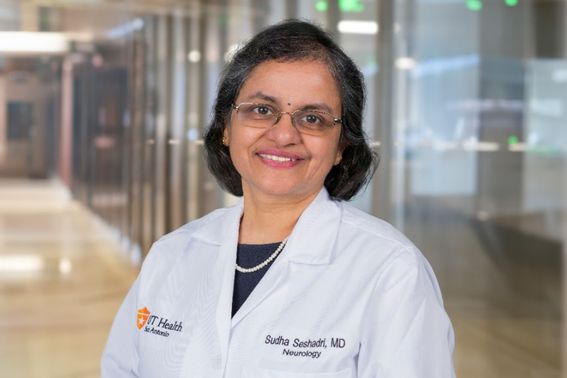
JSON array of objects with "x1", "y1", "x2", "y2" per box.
[
  {"x1": 136, "y1": 306, "x2": 183, "y2": 337},
  {"x1": 137, "y1": 307, "x2": 151, "y2": 330}
]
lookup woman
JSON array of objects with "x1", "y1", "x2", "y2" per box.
[{"x1": 102, "y1": 20, "x2": 455, "y2": 377}]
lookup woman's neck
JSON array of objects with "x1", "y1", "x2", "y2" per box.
[{"x1": 239, "y1": 189, "x2": 319, "y2": 244}]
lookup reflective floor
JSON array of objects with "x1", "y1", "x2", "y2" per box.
[
  {"x1": 0, "y1": 179, "x2": 138, "y2": 378},
  {"x1": 0, "y1": 179, "x2": 562, "y2": 377},
  {"x1": 409, "y1": 203, "x2": 562, "y2": 377}
]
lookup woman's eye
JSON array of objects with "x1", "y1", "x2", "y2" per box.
[
  {"x1": 303, "y1": 113, "x2": 322, "y2": 124},
  {"x1": 253, "y1": 105, "x2": 272, "y2": 115}
]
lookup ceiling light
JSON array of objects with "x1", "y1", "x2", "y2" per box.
[
  {"x1": 0, "y1": 32, "x2": 68, "y2": 54},
  {"x1": 338, "y1": 21, "x2": 378, "y2": 35},
  {"x1": 396, "y1": 57, "x2": 416, "y2": 70}
]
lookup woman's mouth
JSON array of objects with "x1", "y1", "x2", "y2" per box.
[
  {"x1": 256, "y1": 150, "x2": 303, "y2": 168},
  {"x1": 258, "y1": 153, "x2": 297, "y2": 162}
]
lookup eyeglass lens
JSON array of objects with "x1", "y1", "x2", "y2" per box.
[{"x1": 235, "y1": 103, "x2": 338, "y2": 135}]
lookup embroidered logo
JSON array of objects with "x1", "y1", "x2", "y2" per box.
[
  {"x1": 137, "y1": 307, "x2": 151, "y2": 330},
  {"x1": 136, "y1": 306, "x2": 183, "y2": 338}
]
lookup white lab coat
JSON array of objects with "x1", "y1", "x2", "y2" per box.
[{"x1": 102, "y1": 189, "x2": 455, "y2": 378}]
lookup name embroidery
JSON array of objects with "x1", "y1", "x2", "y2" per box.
[{"x1": 264, "y1": 334, "x2": 346, "y2": 359}]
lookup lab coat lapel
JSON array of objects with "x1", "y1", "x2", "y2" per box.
[
  {"x1": 231, "y1": 189, "x2": 341, "y2": 328},
  {"x1": 231, "y1": 249, "x2": 290, "y2": 327},
  {"x1": 282, "y1": 189, "x2": 341, "y2": 266},
  {"x1": 196, "y1": 202, "x2": 242, "y2": 373}
]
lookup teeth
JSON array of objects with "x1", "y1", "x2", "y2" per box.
[{"x1": 259, "y1": 154, "x2": 296, "y2": 162}]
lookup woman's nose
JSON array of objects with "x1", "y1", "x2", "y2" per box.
[{"x1": 265, "y1": 112, "x2": 302, "y2": 145}]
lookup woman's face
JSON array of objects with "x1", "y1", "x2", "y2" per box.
[{"x1": 224, "y1": 59, "x2": 342, "y2": 203}]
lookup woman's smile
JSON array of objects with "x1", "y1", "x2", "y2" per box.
[{"x1": 256, "y1": 149, "x2": 303, "y2": 168}]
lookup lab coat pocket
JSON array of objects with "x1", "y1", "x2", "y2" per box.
[{"x1": 241, "y1": 367, "x2": 353, "y2": 378}]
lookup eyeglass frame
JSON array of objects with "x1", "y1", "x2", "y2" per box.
[{"x1": 230, "y1": 102, "x2": 343, "y2": 133}]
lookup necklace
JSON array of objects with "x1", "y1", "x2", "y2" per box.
[{"x1": 235, "y1": 239, "x2": 288, "y2": 273}]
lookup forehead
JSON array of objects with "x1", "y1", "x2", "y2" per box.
[{"x1": 236, "y1": 60, "x2": 341, "y2": 111}]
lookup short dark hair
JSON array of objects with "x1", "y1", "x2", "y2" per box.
[{"x1": 204, "y1": 19, "x2": 378, "y2": 201}]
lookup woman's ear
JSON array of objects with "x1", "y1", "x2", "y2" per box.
[
  {"x1": 334, "y1": 139, "x2": 347, "y2": 165},
  {"x1": 222, "y1": 128, "x2": 229, "y2": 146},
  {"x1": 334, "y1": 151, "x2": 342, "y2": 166}
]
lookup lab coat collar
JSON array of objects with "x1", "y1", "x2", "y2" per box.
[
  {"x1": 281, "y1": 188, "x2": 341, "y2": 265},
  {"x1": 191, "y1": 187, "x2": 342, "y2": 266},
  {"x1": 191, "y1": 199, "x2": 243, "y2": 246}
]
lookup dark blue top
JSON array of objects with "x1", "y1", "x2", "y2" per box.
[{"x1": 232, "y1": 242, "x2": 281, "y2": 317}]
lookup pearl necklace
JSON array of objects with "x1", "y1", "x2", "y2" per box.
[{"x1": 235, "y1": 239, "x2": 288, "y2": 273}]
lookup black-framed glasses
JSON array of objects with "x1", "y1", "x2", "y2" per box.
[{"x1": 231, "y1": 102, "x2": 342, "y2": 136}]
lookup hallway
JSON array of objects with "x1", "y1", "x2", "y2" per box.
[{"x1": 0, "y1": 179, "x2": 138, "y2": 378}]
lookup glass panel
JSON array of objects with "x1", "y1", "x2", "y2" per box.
[
  {"x1": 168, "y1": 11, "x2": 189, "y2": 230},
  {"x1": 390, "y1": 0, "x2": 567, "y2": 376},
  {"x1": 186, "y1": 10, "x2": 204, "y2": 221},
  {"x1": 198, "y1": 5, "x2": 230, "y2": 215},
  {"x1": 141, "y1": 15, "x2": 159, "y2": 255},
  {"x1": 336, "y1": 0, "x2": 379, "y2": 213}
]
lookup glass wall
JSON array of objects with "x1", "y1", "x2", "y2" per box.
[{"x1": 386, "y1": 0, "x2": 566, "y2": 376}]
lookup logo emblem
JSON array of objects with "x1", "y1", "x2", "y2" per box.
[
  {"x1": 135, "y1": 307, "x2": 183, "y2": 337},
  {"x1": 137, "y1": 307, "x2": 151, "y2": 330}
]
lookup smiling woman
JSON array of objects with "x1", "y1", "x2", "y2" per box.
[{"x1": 101, "y1": 20, "x2": 455, "y2": 378}]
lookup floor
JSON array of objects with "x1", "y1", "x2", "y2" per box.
[
  {"x1": 0, "y1": 179, "x2": 562, "y2": 377},
  {"x1": 0, "y1": 179, "x2": 138, "y2": 378},
  {"x1": 405, "y1": 201, "x2": 562, "y2": 378}
]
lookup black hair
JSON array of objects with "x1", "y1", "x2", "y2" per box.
[{"x1": 204, "y1": 19, "x2": 378, "y2": 200}]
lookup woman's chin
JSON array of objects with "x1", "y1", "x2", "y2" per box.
[{"x1": 244, "y1": 182, "x2": 320, "y2": 201}]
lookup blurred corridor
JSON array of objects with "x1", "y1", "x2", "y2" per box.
[
  {"x1": 0, "y1": 179, "x2": 137, "y2": 377},
  {"x1": 0, "y1": 0, "x2": 566, "y2": 377}
]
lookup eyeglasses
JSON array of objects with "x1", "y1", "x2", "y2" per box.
[{"x1": 231, "y1": 102, "x2": 342, "y2": 136}]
